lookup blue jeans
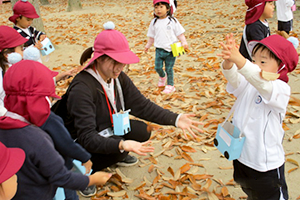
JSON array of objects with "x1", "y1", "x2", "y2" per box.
[
  {"x1": 155, "y1": 48, "x2": 176, "y2": 86},
  {"x1": 64, "y1": 189, "x2": 79, "y2": 200}
]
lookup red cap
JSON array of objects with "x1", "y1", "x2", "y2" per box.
[
  {"x1": 85, "y1": 22, "x2": 139, "y2": 69},
  {"x1": 249, "y1": 35, "x2": 299, "y2": 83},
  {"x1": 4, "y1": 60, "x2": 60, "y2": 126},
  {"x1": 9, "y1": 0, "x2": 39, "y2": 24},
  {"x1": 245, "y1": 0, "x2": 276, "y2": 25},
  {"x1": 0, "y1": 141, "x2": 25, "y2": 183},
  {"x1": 0, "y1": 26, "x2": 28, "y2": 52}
]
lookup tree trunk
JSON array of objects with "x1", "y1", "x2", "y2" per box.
[
  {"x1": 40, "y1": 0, "x2": 50, "y2": 5},
  {"x1": 67, "y1": 0, "x2": 82, "y2": 12},
  {"x1": 11, "y1": 0, "x2": 45, "y2": 32}
]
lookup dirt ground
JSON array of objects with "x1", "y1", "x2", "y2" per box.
[{"x1": 1, "y1": 0, "x2": 300, "y2": 199}]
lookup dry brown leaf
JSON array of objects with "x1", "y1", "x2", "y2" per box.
[
  {"x1": 182, "y1": 152, "x2": 194, "y2": 162},
  {"x1": 167, "y1": 166, "x2": 174, "y2": 177},
  {"x1": 286, "y1": 158, "x2": 299, "y2": 166},
  {"x1": 180, "y1": 145, "x2": 197, "y2": 153},
  {"x1": 107, "y1": 190, "x2": 126, "y2": 197}
]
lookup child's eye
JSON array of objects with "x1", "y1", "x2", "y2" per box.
[{"x1": 261, "y1": 61, "x2": 266, "y2": 64}]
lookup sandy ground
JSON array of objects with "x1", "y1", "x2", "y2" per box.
[{"x1": 1, "y1": 0, "x2": 300, "y2": 199}]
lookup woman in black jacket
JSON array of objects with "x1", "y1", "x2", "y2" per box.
[{"x1": 65, "y1": 22, "x2": 203, "y2": 179}]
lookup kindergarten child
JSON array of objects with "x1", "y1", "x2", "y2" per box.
[
  {"x1": 276, "y1": 0, "x2": 294, "y2": 34},
  {"x1": 145, "y1": 0, "x2": 188, "y2": 94},
  {"x1": 0, "y1": 141, "x2": 25, "y2": 200},
  {"x1": 9, "y1": 0, "x2": 45, "y2": 50},
  {"x1": 239, "y1": 0, "x2": 276, "y2": 61},
  {"x1": 0, "y1": 60, "x2": 112, "y2": 200},
  {"x1": 218, "y1": 34, "x2": 298, "y2": 199},
  {"x1": 0, "y1": 25, "x2": 75, "y2": 117}
]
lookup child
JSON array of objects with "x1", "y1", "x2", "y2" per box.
[
  {"x1": 9, "y1": 0, "x2": 45, "y2": 50},
  {"x1": 276, "y1": 0, "x2": 294, "y2": 34},
  {"x1": 218, "y1": 34, "x2": 298, "y2": 199},
  {"x1": 0, "y1": 25, "x2": 75, "y2": 117},
  {"x1": 0, "y1": 60, "x2": 112, "y2": 200},
  {"x1": 239, "y1": 0, "x2": 276, "y2": 61},
  {"x1": 145, "y1": 0, "x2": 188, "y2": 94},
  {"x1": 0, "y1": 142, "x2": 25, "y2": 200}
]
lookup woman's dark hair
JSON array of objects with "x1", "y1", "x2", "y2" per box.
[
  {"x1": 252, "y1": 43, "x2": 282, "y2": 66},
  {"x1": 0, "y1": 48, "x2": 15, "y2": 75},
  {"x1": 153, "y1": 2, "x2": 177, "y2": 25},
  {"x1": 79, "y1": 47, "x2": 111, "y2": 67}
]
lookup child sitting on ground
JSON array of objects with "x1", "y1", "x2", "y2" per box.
[
  {"x1": 0, "y1": 59, "x2": 112, "y2": 200},
  {"x1": 218, "y1": 33, "x2": 298, "y2": 199},
  {"x1": 0, "y1": 141, "x2": 25, "y2": 200}
]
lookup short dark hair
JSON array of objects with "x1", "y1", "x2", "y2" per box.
[
  {"x1": 252, "y1": 43, "x2": 282, "y2": 66},
  {"x1": 0, "y1": 47, "x2": 15, "y2": 74}
]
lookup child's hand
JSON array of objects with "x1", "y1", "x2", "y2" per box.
[
  {"x1": 218, "y1": 34, "x2": 246, "y2": 69},
  {"x1": 55, "y1": 68, "x2": 77, "y2": 82},
  {"x1": 183, "y1": 44, "x2": 189, "y2": 51},
  {"x1": 35, "y1": 41, "x2": 43, "y2": 50},
  {"x1": 82, "y1": 160, "x2": 93, "y2": 175},
  {"x1": 88, "y1": 171, "x2": 112, "y2": 186},
  {"x1": 39, "y1": 35, "x2": 47, "y2": 42},
  {"x1": 144, "y1": 47, "x2": 149, "y2": 52}
]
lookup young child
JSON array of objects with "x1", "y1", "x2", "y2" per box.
[
  {"x1": 9, "y1": 0, "x2": 45, "y2": 50},
  {"x1": 276, "y1": 0, "x2": 294, "y2": 34},
  {"x1": 239, "y1": 0, "x2": 276, "y2": 61},
  {"x1": 218, "y1": 34, "x2": 298, "y2": 199},
  {"x1": 0, "y1": 25, "x2": 75, "y2": 117},
  {"x1": 0, "y1": 60, "x2": 112, "y2": 200},
  {"x1": 145, "y1": 0, "x2": 188, "y2": 94},
  {"x1": 0, "y1": 141, "x2": 25, "y2": 200}
]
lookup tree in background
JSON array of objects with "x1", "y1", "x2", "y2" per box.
[{"x1": 67, "y1": 0, "x2": 82, "y2": 12}]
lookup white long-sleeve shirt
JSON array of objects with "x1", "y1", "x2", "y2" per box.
[
  {"x1": 276, "y1": 0, "x2": 294, "y2": 22},
  {"x1": 222, "y1": 60, "x2": 289, "y2": 172}
]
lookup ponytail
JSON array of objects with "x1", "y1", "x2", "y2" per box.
[{"x1": 79, "y1": 47, "x2": 93, "y2": 65}]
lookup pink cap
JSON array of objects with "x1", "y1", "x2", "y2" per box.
[
  {"x1": 0, "y1": 26, "x2": 28, "y2": 52},
  {"x1": 0, "y1": 141, "x2": 25, "y2": 183},
  {"x1": 9, "y1": 0, "x2": 39, "y2": 24},
  {"x1": 85, "y1": 22, "x2": 139, "y2": 68},
  {"x1": 245, "y1": 0, "x2": 276, "y2": 25}
]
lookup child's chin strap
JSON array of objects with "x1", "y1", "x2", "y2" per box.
[{"x1": 277, "y1": 64, "x2": 285, "y2": 73}]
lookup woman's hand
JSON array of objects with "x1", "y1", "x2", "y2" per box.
[
  {"x1": 120, "y1": 140, "x2": 154, "y2": 156},
  {"x1": 177, "y1": 114, "x2": 204, "y2": 138},
  {"x1": 82, "y1": 160, "x2": 93, "y2": 175},
  {"x1": 55, "y1": 68, "x2": 77, "y2": 82}
]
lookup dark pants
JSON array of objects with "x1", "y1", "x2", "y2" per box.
[
  {"x1": 155, "y1": 48, "x2": 176, "y2": 86},
  {"x1": 233, "y1": 160, "x2": 288, "y2": 200},
  {"x1": 90, "y1": 120, "x2": 151, "y2": 172},
  {"x1": 278, "y1": 20, "x2": 293, "y2": 34}
]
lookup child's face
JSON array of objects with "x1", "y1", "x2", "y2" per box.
[
  {"x1": 260, "y1": 1, "x2": 275, "y2": 21},
  {"x1": 154, "y1": 3, "x2": 169, "y2": 18},
  {"x1": 16, "y1": 16, "x2": 33, "y2": 29},
  {"x1": 252, "y1": 48, "x2": 279, "y2": 73},
  {"x1": 0, "y1": 174, "x2": 18, "y2": 200},
  {"x1": 14, "y1": 45, "x2": 24, "y2": 58}
]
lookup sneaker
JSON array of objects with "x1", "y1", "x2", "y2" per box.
[
  {"x1": 158, "y1": 76, "x2": 167, "y2": 87},
  {"x1": 78, "y1": 185, "x2": 97, "y2": 198},
  {"x1": 116, "y1": 155, "x2": 138, "y2": 167},
  {"x1": 162, "y1": 85, "x2": 176, "y2": 94}
]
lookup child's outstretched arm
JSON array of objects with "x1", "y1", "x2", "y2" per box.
[
  {"x1": 219, "y1": 34, "x2": 246, "y2": 70},
  {"x1": 145, "y1": 37, "x2": 154, "y2": 52},
  {"x1": 177, "y1": 34, "x2": 188, "y2": 50}
]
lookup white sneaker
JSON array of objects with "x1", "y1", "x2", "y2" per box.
[{"x1": 162, "y1": 85, "x2": 175, "y2": 94}]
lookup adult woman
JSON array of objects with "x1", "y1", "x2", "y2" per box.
[{"x1": 64, "y1": 22, "x2": 202, "y2": 176}]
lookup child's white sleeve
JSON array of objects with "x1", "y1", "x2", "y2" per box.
[
  {"x1": 238, "y1": 60, "x2": 273, "y2": 101},
  {"x1": 221, "y1": 61, "x2": 240, "y2": 89}
]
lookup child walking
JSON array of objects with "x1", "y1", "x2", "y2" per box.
[
  {"x1": 239, "y1": 0, "x2": 276, "y2": 61},
  {"x1": 145, "y1": 0, "x2": 188, "y2": 94},
  {"x1": 218, "y1": 34, "x2": 298, "y2": 199},
  {"x1": 9, "y1": 0, "x2": 46, "y2": 50},
  {"x1": 276, "y1": 0, "x2": 294, "y2": 34}
]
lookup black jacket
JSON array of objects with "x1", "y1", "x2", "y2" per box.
[
  {"x1": 239, "y1": 20, "x2": 270, "y2": 61},
  {"x1": 66, "y1": 71, "x2": 178, "y2": 154}
]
